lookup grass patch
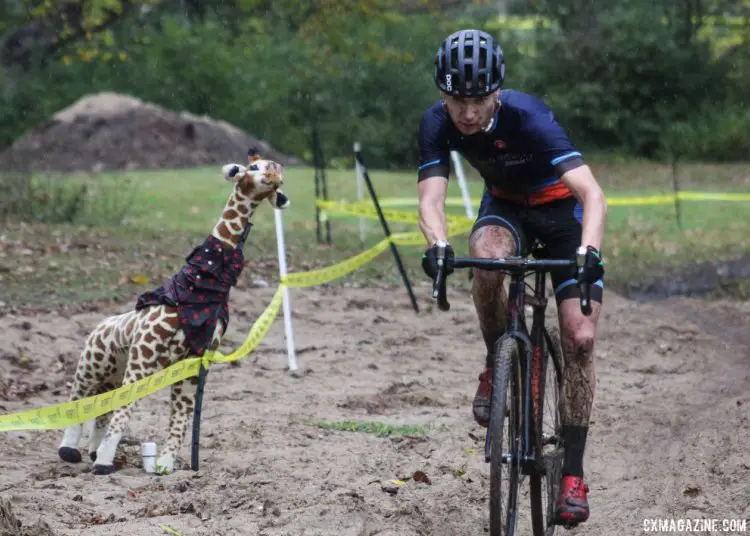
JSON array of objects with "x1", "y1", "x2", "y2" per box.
[
  {"x1": 313, "y1": 419, "x2": 430, "y2": 438},
  {"x1": 1, "y1": 156, "x2": 749, "y2": 312}
]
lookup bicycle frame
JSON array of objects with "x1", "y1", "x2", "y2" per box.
[
  {"x1": 485, "y1": 266, "x2": 548, "y2": 472},
  {"x1": 433, "y1": 253, "x2": 591, "y2": 471}
]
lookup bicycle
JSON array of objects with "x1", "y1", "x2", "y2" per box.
[{"x1": 431, "y1": 243, "x2": 593, "y2": 536}]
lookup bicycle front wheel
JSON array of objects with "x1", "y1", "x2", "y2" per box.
[
  {"x1": 489, "y1": 336, "x2": 522, "y2": 536},
  {"x1": 530, "y1": 326, "x2": 565, "y2": 536}
]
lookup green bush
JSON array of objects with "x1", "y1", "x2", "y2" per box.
[
  {"x1": 522, "y1": 3, "x2": 736, "y2": 160},
  {"x1": 0, "y1": 171, "x2": 135, "y2": 226},
  {"x1": 0, "y1": 8, "x2": 746, "y2": 167}
]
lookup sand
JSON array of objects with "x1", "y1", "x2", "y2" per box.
[{"x1": 0, "y1": 281, "x2": 748, "y2": 535}]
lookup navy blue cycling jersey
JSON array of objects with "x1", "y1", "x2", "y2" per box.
[{"x1": 417, "y1": 89, "x2": 585, "y2": 206}]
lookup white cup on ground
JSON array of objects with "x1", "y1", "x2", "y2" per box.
[{"x1": 141, "y1": 442, "x2": 157, "y2": 473}]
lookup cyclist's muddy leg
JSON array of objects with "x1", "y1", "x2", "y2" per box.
[
  {"x1": 469, "y1": 225, "x2": 517, "y2": 366},
  {"x1": 557, "y1": 299, "x2": 602, "y2": 477}
]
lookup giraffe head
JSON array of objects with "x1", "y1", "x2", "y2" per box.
[{"x1": 221, "y1": 153, "x2": 290, "y2": 210}]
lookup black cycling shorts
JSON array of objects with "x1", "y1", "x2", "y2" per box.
[{"x1": 470, "y1": 192, "x2": 604, "y2": 305}]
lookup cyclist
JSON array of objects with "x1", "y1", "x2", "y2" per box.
[{"x1": 417, "y1": 29, "x2": 607, "y2": 527}]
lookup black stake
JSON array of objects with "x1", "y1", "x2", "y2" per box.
[
  {"x1": 191, "y1": 364, "x2": 208, "y2": 471},
  {"x1": 671, "y1": 152, "x2": 683, "y2": 232},
  {"x1": 321, "y1": 147, "x2": 332, "y2": 246},
  {"x1": 312, "y1": 126, "x2": 331, "y2": 245},
  {"x1": 312, "y1": 127, "x2": 323, "y2": 244},
  {"x1": 353, "y1": 146, "x2": 419, "y2": 314}
]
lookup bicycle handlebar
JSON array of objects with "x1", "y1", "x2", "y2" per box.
[{"x1": 432, "y1": 248, "x2": 593, "y2": 316}]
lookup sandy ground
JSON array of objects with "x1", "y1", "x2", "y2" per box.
[{"x1": 0, "y1": 283, "x2": 749, "y2": 536}]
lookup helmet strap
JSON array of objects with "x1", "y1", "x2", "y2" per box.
[{"x1": 481, "y1": 98, "x2": 501, "y2": 132}]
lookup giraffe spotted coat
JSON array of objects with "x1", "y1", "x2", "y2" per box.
[{"x1": 57, "y1": 157, "x2": 288, "y2": 475}]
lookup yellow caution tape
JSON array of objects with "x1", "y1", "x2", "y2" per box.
[
  {"x1": 209, "y1": 285, "x2": 285, "y2": 364},
  {"x1": 0, "y1": 358, "x2": 202, "y2": 432},
  {"x1": 315, "y1": 200, "x2": 468, "y2": 226},
  {"x1": 390, "y1": 232, "x2": 428, "y2": 246},
  {"x1": 0, "y1": 288, "x2": 286, "y2": 431},
  {"x1": 360, "y1": 197, "x2": 478, "y2": 208},
  {"x1": 283, "y1": 240, "x2": 391, "y2": 288},
  {"x1": 24, "y1": 184, "x2": 738, "y2": 432},
  {"x1": 607, "y1": 195, "x2": 681, "y2": 205},
  {"x1": 0, "y1": 199, "x2": 478, "y2": 432},
  {"x1": 672, "y1": 192, "x2": 750, "y2": 202},
  {"x1": 358, "y1": 191, "x2": 750, "y2": 208}
]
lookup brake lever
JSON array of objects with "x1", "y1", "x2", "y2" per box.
[
  {"x1": 432, "y1": 244, "x2": 450, "y2": 311},
  {"x1": 576, "y1": 247, "x2": 592, "y2": 316}
]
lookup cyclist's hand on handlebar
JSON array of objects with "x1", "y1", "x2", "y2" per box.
[
  {"x1": 576, "y1": 245, "x2": 604, "y2": 285},
  {"x1": 421, "y1": 240, "x2": 454, "y2": 280}
]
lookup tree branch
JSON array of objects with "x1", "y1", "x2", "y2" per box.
[{"x1": 1, "y1": 0, "x2": 135, "y2": 71}]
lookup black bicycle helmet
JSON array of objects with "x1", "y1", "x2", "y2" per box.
[{"x1": 434, "y1": 29, "x2": 505, "y2": 97}]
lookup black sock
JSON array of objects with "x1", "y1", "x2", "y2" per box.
[{"x1": 561, "y1": 425, "x2": 588, "y2": 478}]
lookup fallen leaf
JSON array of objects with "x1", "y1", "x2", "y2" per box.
[
  {"x1": 683, "y1": 485, "x2": 701, "y2": 497},
  {"x1": 130, "y1": 274, "x2": 150, "y2": 285},
  {"x1": 412, "y1": 471, "x2": 432, "y2": 485},
  {"x1": 159, "y1": 524, "x2": 183, "y2": 536}
]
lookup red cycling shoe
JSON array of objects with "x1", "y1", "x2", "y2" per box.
[
  {"x1": 554, "y1": 475, "x2": 590, "y2": 527},
  {"x1": 473, "y1": 367, "x2": 492, "y2": 427}
]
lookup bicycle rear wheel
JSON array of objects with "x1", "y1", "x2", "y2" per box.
[
  {"x1": 530, "y1": 326, "x2": 565, "y2": 536},
  {"x1": 489, "y1": 337, "x2": 522, "y2": 536}
]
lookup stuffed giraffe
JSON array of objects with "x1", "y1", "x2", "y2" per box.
[{"x1": 57, "y1": 152, "x2": 289, "y2": 475}]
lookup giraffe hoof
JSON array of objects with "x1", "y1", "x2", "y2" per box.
[
  {"x1": 58, "y1": 446, "x2": 82, "y2": 463},
  {"x1": 92, "y1": 464, "x2": 116, "y2": 475},
  {"x1": 89, "y1": 451, "x2": 97, "y2": 462}
]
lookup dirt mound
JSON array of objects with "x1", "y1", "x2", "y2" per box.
[{"x1": 0, "y1": 92, "x2": 303, "y2": 173}]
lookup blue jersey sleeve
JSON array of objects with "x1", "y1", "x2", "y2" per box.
[
  {"x1": 417, "y1": 104, "x2": 451, "y2": 182},
  {"x1": 521, "y1": 108, "x2": 585, "y2": 177}
]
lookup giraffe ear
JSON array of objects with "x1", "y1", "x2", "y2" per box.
[
  {"x1": 269, "y1": 190, "x2": 290, "y2": 210},
  {"x1": 222, "y1": 163, "x2": 246, "y2": 181}
]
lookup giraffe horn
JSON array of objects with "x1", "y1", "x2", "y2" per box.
[{"x1": 247, "y1": 147, "x2": 261, "y2": 163}]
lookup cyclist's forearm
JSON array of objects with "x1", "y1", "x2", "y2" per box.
[
  {"x1": 419, "y1": 201, "x2": 449, "y2": 245},
  {"x1": 561, "y1": 165, "x2": 608, "y2": 251},
  {"x1": 580, "y1": 188, "x2": 607, "y2": 251},
  {"x1": 417, "y1": 176, "x2": 449, "y2": 246}
]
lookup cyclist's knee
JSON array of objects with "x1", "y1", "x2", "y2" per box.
[
  {"x1": 562, "y1": 326, "x2": 595, "y2": 364},
  {"x1": 472, "y1": 267, "x2": 504, "y2": 289},
  {"x1": 469, "y1": 225, "x2": 517, "y2": 258}
]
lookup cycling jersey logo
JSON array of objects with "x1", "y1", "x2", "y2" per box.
[
  {"x1": 494, "y1": 140, "x2": 507, "y2": 149},
  {"x1": 445, "y1": 74, "x2": 452, "y2": 91}
]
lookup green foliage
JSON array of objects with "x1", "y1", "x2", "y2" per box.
[
  {"x1": 0, "y1": 170, "x2": 135, "y2": 225},
  {"x1": 521, "y1": 0, "x2": 741, "y2": 159},
  {"x1": 313, "y1": 420, "x2": 430, "y2": 437},
  {"x1": 663, "y1": 107, "x2": 750, "y2": 162},
  {"x1": 0, "y1": 0, "x2": 747, "y2": 164}
]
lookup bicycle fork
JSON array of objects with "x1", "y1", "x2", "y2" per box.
[{"x1": 484, "y1": 273, "x2": 550, "y2": 478}]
